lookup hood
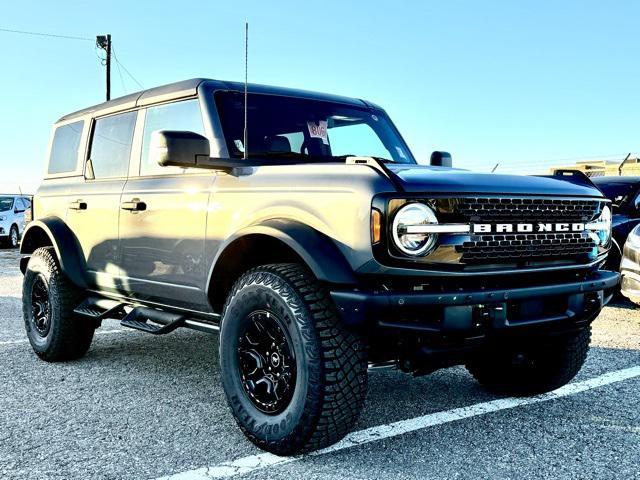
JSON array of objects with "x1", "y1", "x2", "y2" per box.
[{"x1": 385, "y1": 164, "x2": 604, "y2": 197}]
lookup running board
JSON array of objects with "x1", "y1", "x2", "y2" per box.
[
  {"x1": 74, "y1": 296, "x2": 220, "y2": 335},
  {"x1": 120, "y1": 307, "x2": 186, "y2": 335},
  {"x1": 74, "y1": 298, "x2": 126, "y2": 321}
]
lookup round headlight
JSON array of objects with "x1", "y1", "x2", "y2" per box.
[{"x1": 392, "y1": 203, "x2": 438, "y2": 256}]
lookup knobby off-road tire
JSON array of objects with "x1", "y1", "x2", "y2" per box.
[
  {"x1": 466, "y1": 327, "x2": 591, "y2": 395},
  {"x1": 219, "y1": 263, "x2": 368, "y2": 455},
  {"x1": 22, "y1": 247, "x2": 94, "y2": 361}
]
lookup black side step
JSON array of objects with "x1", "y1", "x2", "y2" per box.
[
  {"x1": 120, "y1": 307, "x2": 186, "y2": 335},
  {"x1": 74, "y1": 298, "x2": 126, "y2": 321}
]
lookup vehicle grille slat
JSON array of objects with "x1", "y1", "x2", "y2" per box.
[{"x1": 453, "y1": 197, "x2": 602, "y2": 264}]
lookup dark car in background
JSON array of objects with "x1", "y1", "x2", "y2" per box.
[{"x1": 592, "y1": 176, "x2": 640, "y2": 270}]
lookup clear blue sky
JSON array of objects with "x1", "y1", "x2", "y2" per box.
[{"x1": 1, "y1": 0, "x2": 638, "y2": 193}]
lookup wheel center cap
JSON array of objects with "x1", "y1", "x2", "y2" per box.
[{"x1": 270, "y1": 352, "x2": 281, "y2": 367}]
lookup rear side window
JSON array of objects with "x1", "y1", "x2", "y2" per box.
[
  {"x1": 88, "y1": 111, "x2": 137, "y2": 179},
  {"x1": 140, "y1": 100, "x2": 204, "y2": 176},
  {"x1": 48, "y1": 121, "x2": 84, "y2": 174}
]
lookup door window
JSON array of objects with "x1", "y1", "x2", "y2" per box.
[
  {"x1": 14, "y1": 198, "x2": 26, "y2": 213},
  {"x1": 88, "y1": 111, "x2": 137, "y2": 179},
  {"x1": 140, "y1": 100, "x2": 205, "y2": 176}
]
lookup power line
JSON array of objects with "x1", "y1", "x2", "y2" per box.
[
  {"x1": 114, "y1": 56, "x2": 127, "y2": 94},
  {"x1": 112, "y1": 47, "x2": 144, "y2": 89},
  {"x1": 0, "y1": 26, "x2": 92, "y2": 41}
]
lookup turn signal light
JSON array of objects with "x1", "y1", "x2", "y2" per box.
[{"x1": 371, "y1": 209, "x2": 382, "y2": 244}]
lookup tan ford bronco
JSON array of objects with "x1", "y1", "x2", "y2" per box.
[{"x1": 20, "y1": 78, "x2": 617, "y2": 454}]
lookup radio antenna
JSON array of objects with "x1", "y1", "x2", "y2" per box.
[{"x1": 243, "y1": 21, "x2": 249, "y2": 159}]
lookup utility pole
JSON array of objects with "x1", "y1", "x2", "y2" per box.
[{"x1": 96, "y1": 34, "x2": 112, "y2": 101}]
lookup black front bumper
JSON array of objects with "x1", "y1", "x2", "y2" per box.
[{"x1": 331, "y1": 270, "x2": 620, "y2": 334}]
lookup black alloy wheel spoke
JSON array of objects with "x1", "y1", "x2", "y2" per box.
[{"x1": 237, "y1": 310, "x2": 297, "y2": 414}]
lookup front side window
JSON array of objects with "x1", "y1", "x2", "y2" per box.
[
  {"x1": 214, "y1": 91, "x2": 415, "y2": 164},
  {"x1": 88, "y1": 111, "x2": 137, "y2": 179},
  {"x1": 48, "y1": 120, "x2": 84, "y2": 174},
  {"x1": 0, "y1": 197, "x2": 14, "y2": 212},
  {"x1": 140, "y1": 99, "x2": 204, "y2": 176},
  {"x1": 14, "y1": 198, "x2": 26, "y2": 212}
]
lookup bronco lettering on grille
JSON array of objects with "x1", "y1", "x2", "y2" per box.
[{"x1": 472, "y1": 223, "x2": 586, "y2": 234}]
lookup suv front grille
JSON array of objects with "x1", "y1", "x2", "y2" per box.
[
  {"x1": 460, "y1": 232, "x2": 597, "y2": 262},
  {"x1": 456, "y1": 197, "x2": 601, "y2": 224},
  {"x1": 452, "y1": 197, "x2": 603, "y2": 264}
]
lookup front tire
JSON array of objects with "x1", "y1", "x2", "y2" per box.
[
  {"x1": 22, "y1": 247, "x2": 94, "y2": 361},
  {"x1": 219, "y1": 263, "x2": 368, "y2": 455},
  {"x1": 466, "y1": 327, "x2": 591, "y2": 395}
]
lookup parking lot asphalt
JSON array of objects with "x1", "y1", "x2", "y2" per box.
[{"x1": 1, "y1": 247, "x2": 639, "y2": 480}]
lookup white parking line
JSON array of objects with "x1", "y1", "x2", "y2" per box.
[
  {"x1": 155, "y1": 365, "x2": 640, "y2": 480},
  {"x1": 0, "y1": 328, "x2": 128, "y2": 346}
]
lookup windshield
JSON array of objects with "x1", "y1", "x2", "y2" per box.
[
  {"x1": 215, "y1": 91, "x2": 415, "y2": 164},
  {"x1": 0, "y1": 197, "x2": 14, "y2": 212}
]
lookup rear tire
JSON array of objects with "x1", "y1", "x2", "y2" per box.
[
  {"x1": 465, "y1": 327, "x2": 591, "y2": 395},
  {"x1": 22, "y1": 247, "x2": 94, "y2": 361},
  {"x1": 9, "y1": 225, "x2": 19, "y2": 248},
  {"x1": 219, "y1": 263, "x2": 368, "y2": 455}
]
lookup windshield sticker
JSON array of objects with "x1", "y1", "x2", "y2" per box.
[
  {"x1": 307, "y1": 120, "x2": 329, "y2": 145},
  {"x1": 395, "y1": 146, "x2": 407, "y2": 159},
  {"x1": 234, "y1": 139, "x2": 245, "y2": 153}
]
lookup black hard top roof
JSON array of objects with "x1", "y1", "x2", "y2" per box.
[{"x1": 57, "y1": 78, "x2": 372, "y2": 123}]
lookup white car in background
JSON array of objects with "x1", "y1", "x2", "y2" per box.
[{"x1": 0, "y1": 195, "x2": 31, "y2": 248}]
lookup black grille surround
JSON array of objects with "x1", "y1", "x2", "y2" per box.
[{"x1": 454, "y1": 197, "x2": 604, "y2": 264}]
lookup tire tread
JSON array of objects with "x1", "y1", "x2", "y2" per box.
[{"x1": 221, "y1": 263, "x2": 368, "y2": 454}]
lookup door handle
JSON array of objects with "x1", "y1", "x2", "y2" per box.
[
  {"x1": 69, "y1": 200, "x2": 87, "y2": 211},
  {"x1": 121, "y1": 199, "x2": 147, "y2": 212}
]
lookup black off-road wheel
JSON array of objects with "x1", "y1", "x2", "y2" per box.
[
  {"x1": 219, "y1": 263, "x2": 368, "y2": 455},
  {"x1": 22, "y1": 247, "x2": 95, "y2": 361},
  {"x1": 465, "y1": 327, "x2": 591, "y2": 395}
]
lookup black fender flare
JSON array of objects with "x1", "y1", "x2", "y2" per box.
[
  {"x1": 20, "y1": 218, "x2": 88, "y2": 289},
  {"x1": 209, "y1": 218, "x2": 357, "y2": 288}
]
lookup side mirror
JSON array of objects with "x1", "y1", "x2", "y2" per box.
[
  {"x1": 151, "y1": 130, "x2": 211, "y2": 168},
  {"x1": 430, "y1": 151, "x2": 452, "y2": 168}
]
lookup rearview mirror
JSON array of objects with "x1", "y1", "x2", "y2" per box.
[
  {"x1": 151, "y1": 130, "x2": 211, "y2": 168},
  {"x1": 430, "y1": 151, "x2": 452, "y2": 168}
]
